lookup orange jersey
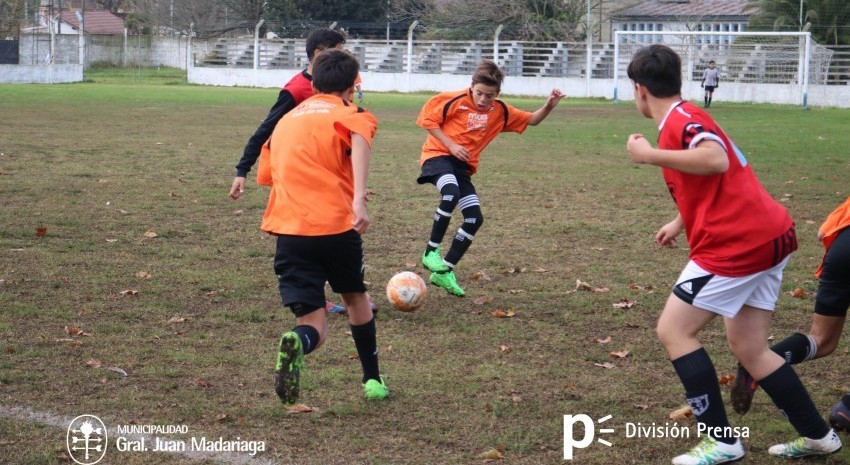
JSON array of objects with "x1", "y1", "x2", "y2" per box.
[
  {"x1": 816, "y1": 195, "x2": 850, "y2": 277},
  {"x1": 260, "y1": 94, "x2": 377, "y2": 236},
  {"x1": 417, "y1": 89, "x2": 532, "y2": 175}
]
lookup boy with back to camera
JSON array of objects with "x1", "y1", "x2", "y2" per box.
[
  {"x1": 416, "y1": 60, "x2": 563, "y2": 296},
  {"x1": 258, "y1": 49, "x2": 388, "y2": 406},
  {"x1": 626, "y1": 44, "x2": 840, "y2": 464}
]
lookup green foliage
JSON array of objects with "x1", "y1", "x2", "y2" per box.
[
  {"x1": 748, "y1": 0, "x2": 850, "y2": 45},
  {"x1": 264, "y1": 0, "x2": 388, "y2": 36}
]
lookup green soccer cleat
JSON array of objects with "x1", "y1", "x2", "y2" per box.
[
  {"x1": 768, "y1": 430, "x2": 841, "y2": 458},
  {"x1": 422, "y1": 248, "x2": 450, "y2": 272},
  {"x1": 430, "y1": 270, "x2": 465, "y2": 297},
  {"x1": 363, "y1": 377, "x2": 389, "y2": 400},
  {"x1": 671, "y1": 436, "x2": 745, "y2": 465},
  {"x1": 275, "y1": 332, "x2": 305, "y2": 406}
]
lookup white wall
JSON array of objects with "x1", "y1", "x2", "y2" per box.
[
  {"x1": 0, "y1": 64, "x2": 83, "y2": 83},
  {"x1": 188, "y1": 67, "x2": 850, "y2": 108}
]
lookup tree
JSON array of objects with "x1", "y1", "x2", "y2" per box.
[
  {"x1": 390, "y1": 0, "x2": 586, "y2": 41},
  {"x1": 0, "y1": 0, "x2": 24, "y2": 39},
  {"x1": 748, "y1": 0, "x2": 850, "y2": 45},
  {"x1": 264, "y1": 0, "x2": 388, "y2": 37}
]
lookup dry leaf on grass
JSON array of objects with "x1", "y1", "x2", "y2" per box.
[
  {"x1": 119, "y1": 289, "x2": 139, "y2": 296},
  {"x1": 718, "y1": 374, "x2": 736, "y2": 386},
  {"x1": 594, "y1": 362, "x2": 616, "y2": 369},
  {"x1": 143, "y1": 230, "x2": 158, "y2": 238},
  {"x1": 790, "y1": 288, "x2": 809, "y2": 298},
  {"x1": 473, "y1": 296, "x2": 492, "y2": 305},
  {"x1": 669, "y1": 405, "x2": 694, "y2": 423},
  {"x1": 499, "y1": 345, "x2": 512, "y2": 353},
  {"x1": 168, "y1": 316, "x2": 186, "y2": 324},
  {"x1": 135, "y1": 271, "x2": 151, "y2": 279},
  {"x1": 65, "y1": 326, "x2": 92, "y2": 337},
  {"x1": 472, "y1": 270, "x2": 491, "y2": 281},
  {"x1": 610, "y1": 350, "x2": 630, "y2": 359},
  {"x1": 286, "y1": 404, "x2": 319, "y2": 414},
  {"x1": 575, "y1": 279, "x2": 594, "y2": 291},
  {"x1": 35, "y1": 227, "x2": 47, "y2": 237},
  {"x1": 86, "y1": 359, "x2": 102, "y2": 369},
  {"x1": 215, "y1": 413, "x2": 229, "y2": 422},
  {"x1": 612, "y1": 299, "x2": 636, "y2": 309},
  {"x1": 491, "y1": 309, "x2": 517, "y2": 318},
  {"x1": 595, "y1": 336, "x2": 612, "y2": 344}
]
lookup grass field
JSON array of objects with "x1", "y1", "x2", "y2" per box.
[{"x1": 1, "y1": 68, "x2": 849, "y2": 465}]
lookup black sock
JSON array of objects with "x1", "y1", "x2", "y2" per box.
[
  {"x1": 672, "y1": 348, "x2": 734, "y2": 444},
  {"x1": 770, "y1": 332, "x2": 816, "y2": 364},
  {"x1": 292, "y1": 325, "x2": 319, "y2": 355},
  {"x1": 759, "y1": 363, "x2": 829, "y2": 439},
  {"x1": 443, "y1": 228, "x2": 474, "y2": 267},
  {"x1": 350, "y1": 318, "x2": 380, "y2": 383},
  {"x1": 427, "y1": 210, "x2": 451, "y2": 252}
]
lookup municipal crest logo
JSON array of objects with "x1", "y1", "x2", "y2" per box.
[
  {"x1": 67, "y1": 415, "x2": 108, "y2": 465},
  {"x1": 687, "y1": 394, "x2": 710, "y2": 416}
]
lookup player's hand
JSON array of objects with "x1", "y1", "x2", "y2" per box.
[
  {"x1": 655, "y1": 219, "x2": 682, "y2": 247},
  {"x1": 700, "y1": 83, "x2": 704, "y2": 88},
  {"x1": 546, "y1": 88, "x2": 565, "y2": 108},
  {"x1": 626, "y1": 134, "x2": 653, "y2": 164},
  {"x1": 352, "y1": 199, "x2": 369, "y2": 234},
  {"x1": 357, "y1": 91, "x2": 364, "y2": 102},
  {"x1": 230, "y1": 176, "x2": 246, "y2": 199},
  {"x1": 449, "y1": 143, "x2": 470, "y2": 162}
]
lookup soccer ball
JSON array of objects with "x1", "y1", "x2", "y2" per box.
[{"x1": 386, "y1": 271, "x2": 427, "y2": 312}]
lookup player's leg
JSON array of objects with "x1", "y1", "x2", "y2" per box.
[
  {"x1": 657, "y1": 293, "x2": 745, "y2": 464},
  {"x1": 815, "y1": 228, "x2": 850, "y2": 430},
  {"x1": 726, "y1": 305, "x2": 839, "y2": 457},
  {"x1": 273, "y1": 235, "x2": 329, "y2": 406},
  {"x1": 704, "y1": 88, "x2": 710, "y2": 108},
  {"x1": 430, "y1": 177, "x2": 480, "y2": 297},
  {"x1": 327, "y1": 230, "x2": 388, "y2": 400},
  {"x1": 733, "y1": 228, "x2": 850, "y2": 414},
  {"x1": 421, "y1": 170, "x2": 460, "y2": 273}
]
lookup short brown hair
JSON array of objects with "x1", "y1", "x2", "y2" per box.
[{"x1": 471, "y1": 60, "x2": 504, "y2": 92}]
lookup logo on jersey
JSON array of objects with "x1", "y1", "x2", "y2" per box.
[{"x1": 467, "y1": 113, "x2": 489, "y2": 131}]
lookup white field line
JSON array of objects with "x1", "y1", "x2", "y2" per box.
[{"x1": 0, "y1": 405, "x2": 279, "y2": 465}]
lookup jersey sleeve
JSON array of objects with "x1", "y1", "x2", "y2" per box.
[
  {"x1": 680, "y1": 121, "x2": 727, "y2": 152},
  {"x1": 416, "y1": 93, "x2": 454, "y2": 130},
  {"x1": 335, "y1": 110, "x2": 378, "y2": 146},
  {"x1": 502, "y1": 102, "x2": 533, "y2": 134}
]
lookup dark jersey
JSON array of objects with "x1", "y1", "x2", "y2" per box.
[{"x1": 234, "y1": 70, "x2": 314, "y2": 177}]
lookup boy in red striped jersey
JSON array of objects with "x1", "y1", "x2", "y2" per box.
[{"x1": 626, "y1": 44, "x2": 840, "y2": 464}]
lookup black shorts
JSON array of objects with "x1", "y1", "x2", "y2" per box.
[
  {"x1": 704, "y1": 86, "x2": 717, "y2": 92},
  {"x1": 273, "y1": 230, "x2": 367, "y2": 317},
  {"x1": 417, "y1": 156, "x2": 472, "y2": 185},
  {"x1": 416, "y1": 156, "x2": 478, "y2": 198},
  {"x1": 815, "y1": 227, "x2": 850, "y2": 317}
]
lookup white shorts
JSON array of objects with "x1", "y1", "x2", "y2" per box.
[{"x1": 672, "y1": 256, "x2": 791, "y2": 318}]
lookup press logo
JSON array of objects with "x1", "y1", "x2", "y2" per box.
[
  {"x1": 67, "y1": 415, "x2": 108, "y2": 465},
  {"x1": 563, "y1": 414, "x2": 614, "y2": 460}
]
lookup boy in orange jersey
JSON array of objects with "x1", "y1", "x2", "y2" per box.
[
  {"x1": 417, "y1": 60, "x2": 564, "y2": 296},
  {"x1": 259, "y1": 49, "x2": 388, "y2": 405},
  {"x1": 731, "y1": 195, "x2": 850, "y2": 427}
]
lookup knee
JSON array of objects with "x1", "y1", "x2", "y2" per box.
[{"x1": 459, "y1": 201, "x2": 484, "y2": 235}]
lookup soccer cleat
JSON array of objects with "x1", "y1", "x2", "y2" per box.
[
  {"x1": 422, "y1": 248, "x2": 450, "y2": 272},
  {"x1": 363, "y1": 377, "x2": 389, "y2": 400},
  {"x1": 729, "y1": 362, "x2": 758, "y2": 415},
  {"x1": 829, "y1": 400, "x2": 850, "y2": 432},
  {"x1": 325, "y1": 295, "x2": 379, "y2": 315},
  {"x1": 671, "y1": 436, "x2": 745, "y2": 465},
  {"x1": 768, "y1": 429, "x2": 842, "y2": 458},
  {"x1": 429, "y1": 270, "x2": 465, "y2": 297},
  {"x1": 274, "y1": 332, "x2": 305, "y2": 406}
]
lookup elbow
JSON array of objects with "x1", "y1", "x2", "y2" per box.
[{"x1": 705, "y1": 156, "x2": 729, "y2": 175}]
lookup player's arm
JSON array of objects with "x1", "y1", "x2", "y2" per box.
[
  {"x1": 230, "y1": 89, "x2": 297, "y2": 199},
  {"x1": 528, "y1": 89, "x2": 564, "y2": 126},
  {"x1": 626, "y1": 135, "x2": 728, "y2": 175},
  {"x1": 426, "y1": 127, "x2": 470, "y2": 162},
  {"x1": 350, "y1": 133, "x2": 371, "y2": 234},
  {"x1": 656, "y1": 213, "x2": 684, "y2": 247}
]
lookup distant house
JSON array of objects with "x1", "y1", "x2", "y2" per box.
[
  {"x1": 24, "y1": 9, "x2": 125, "y2": 35},
  {"x1": 611, "y1": 0, "x2": 756, "y2": 44}
]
